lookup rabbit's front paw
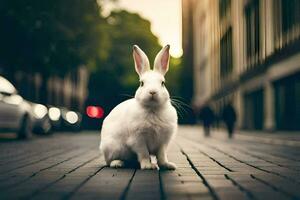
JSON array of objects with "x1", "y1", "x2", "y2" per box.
[
  {"x1": 159, "y1": 162, "x2": 177, "y2": 170},
  {"x1": 140, "y1": 160, "x2": 158, "y2": 170},
  {"x1": 110, "y1": 160, "x2": 125, "y2": 168}
]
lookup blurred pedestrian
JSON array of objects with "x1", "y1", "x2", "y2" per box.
[
  {"x1": 199, "y1": 106, "x2": 215, "y2": 137},
  {"x1": 222, "y1": 104, "x2": 237, "y2": 138}
]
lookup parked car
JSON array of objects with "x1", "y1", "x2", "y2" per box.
[
  {"x1": 30, "y1": 102, "x2": 52, "y2": 135},
  {"x1": 0, "y1": 76, "x2": 33, "y2": 139}
]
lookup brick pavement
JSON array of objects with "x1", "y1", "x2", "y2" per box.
[{"x1": 0, "y1": 127, "x2": 299, "y2": 200}]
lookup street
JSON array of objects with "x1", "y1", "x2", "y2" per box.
[{"x1": 0, "y1": 126, "x2": 299, "y2": 200}]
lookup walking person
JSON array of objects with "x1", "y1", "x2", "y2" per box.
[
  {"x1": 199, "y1": 106, "x2": 215, "y2": 137},
  {"x1": 222, "y1": 104, "x2": 237, "y2": 138}
]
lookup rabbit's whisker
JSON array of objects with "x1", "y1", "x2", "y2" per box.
[
  {"x1": 171, "y1": 100, "x2": 185, "y2": 119},
  {"x1": 120, "y1": 94, "x2": 134, "y2": 98}
]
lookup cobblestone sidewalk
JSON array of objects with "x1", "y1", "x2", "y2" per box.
[{"x1": 0, "y1": 126, "x2": 299, "y2": 200}]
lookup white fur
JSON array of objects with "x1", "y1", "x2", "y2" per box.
[{"x1": 99, "y1": 45, "x2": 177, "y2": 170}]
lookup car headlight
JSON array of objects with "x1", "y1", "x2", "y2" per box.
[
  {"x1": 49, "y1": 107, "x2": 61, "y2": 121},
  {"x1": 66, "y1": 111, "x2": 79, "y2": 124},
  {"x1": 33, "y1": 104, "x2": 48, "y2": 119}
]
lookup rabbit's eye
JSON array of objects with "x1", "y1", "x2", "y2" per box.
[
  {"x1": 161, "y1": 81, "x2": 165, "y2": 86},
  {"x1": 140, "y1": 81, "x2": 144, "y2": 87}
]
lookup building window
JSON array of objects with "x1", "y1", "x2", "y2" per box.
[
  {"x1": 281, "y1": 0, "x2": 300, "y2": 33},
  {"x1": 220, "y1": 27, "x2": 233, "y2": 78},
  {"x1": 274, "y1": 0, "x2": 300, "y2": 48},
  {"x1": 245, "y1": 0, "x2": 260, "y2": 59},
  {"x1": 219, "y1": 0, "x2": 231, "y2": 19}
]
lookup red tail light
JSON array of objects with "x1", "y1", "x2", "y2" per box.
[{"x1": 86, "y1": 106, "x2": 104, "y2": 119}]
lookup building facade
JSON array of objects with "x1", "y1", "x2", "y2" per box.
[{"x1": 183, "y1": 0, "x2": 300, "y2": 131}]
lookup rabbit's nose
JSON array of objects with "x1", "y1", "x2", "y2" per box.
[{"x1": 149, "y1": 91, "x2": 157, "y2": 95}]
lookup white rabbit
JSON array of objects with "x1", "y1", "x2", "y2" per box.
[{"x1": 99, "y1": 45, "x2": 177, "y2": 170}]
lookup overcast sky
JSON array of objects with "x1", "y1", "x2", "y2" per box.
[{"x1": 102, "y1": 0, "x2": 182, "y2": 58}]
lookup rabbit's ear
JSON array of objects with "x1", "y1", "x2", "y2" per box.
[
  {"x1": 133, "y1": 45, "x2": 150, "y2": 76},
  {"x1": 154, "y1": 45, "x2": 170, "y2": 75}
]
